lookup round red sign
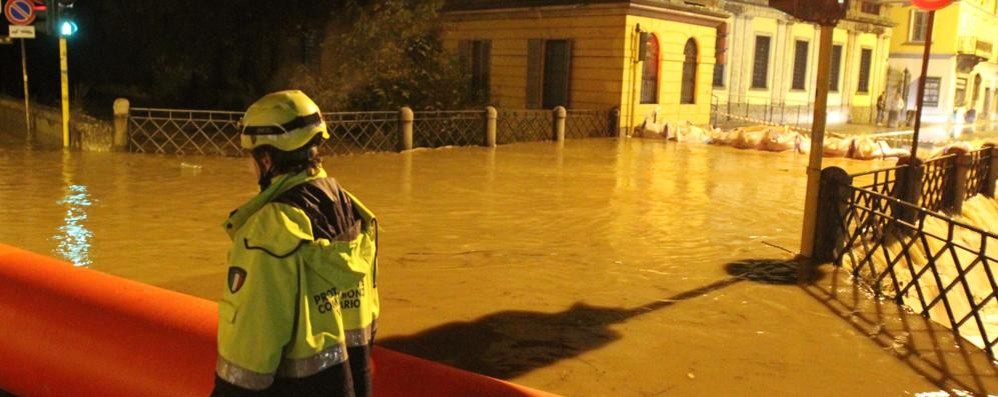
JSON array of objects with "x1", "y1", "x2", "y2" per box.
[{"x1": 912, "y1": 0, "x2": 954, "y2": 10}]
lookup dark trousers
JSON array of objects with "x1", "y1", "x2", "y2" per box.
[
  {"x1": 211, "y1": 361, "x2": 355, "y2": 397},
  {"x1": 347, "y1": 345, "x2": 373, "y2": 397}
]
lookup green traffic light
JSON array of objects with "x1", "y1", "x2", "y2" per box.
[{"x1": 59, "y1": 21, "x2": 77, "y2": 36}]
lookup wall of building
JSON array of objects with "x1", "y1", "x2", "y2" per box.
[
  {"x1": 888, "y1": 1, "x2": 998, "y2": 124},
  {"x1": 441, "y1": 6, "x2": 628, "y2": 110},
  {"x1": 620, "y1": 14, "x2": 719, "y2": 130},
  {"x1": 713, "y1": 1, "x2": 892, "y2": 126}
]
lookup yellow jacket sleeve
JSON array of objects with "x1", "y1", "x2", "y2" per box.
[{"x1": 216, "y1": 204, "x2": 311, "y2": 379}]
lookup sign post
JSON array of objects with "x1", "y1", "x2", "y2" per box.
[
  {"x1": 908, "y1": 0, "x2": 954, "y2": 161},
  {"x1": 59, "y1": 36, "x2": 68, "y2": 147},
  {"x1": 768, "y1": 0, "x2": 847, "y2": 261},
  {"x1": 5, "y1": 0, "x2": 36, "y2": 141}
]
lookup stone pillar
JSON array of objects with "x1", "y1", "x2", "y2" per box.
[
  {"x1": 553, "y1": 106, "x2": 566, "y2": 142},
  {"x1": 399, "y1": 106, "x2": 414, "y2": 151},
  {"x1": 814, "y1": 167, "x2": 853, "y2": 265},
  {"x1": 484, "y1": 106, "x2": 497, "y2": 147},
  {"x1": 609, "y1": 107, "x2": 622, "y2": 137},
  {"x1": 112, "y1": 98, "x2": 130, "y2": 151}
]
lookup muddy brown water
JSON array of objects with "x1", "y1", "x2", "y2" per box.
[{"x1": 2, "y1": 139, "x2": 996, "y2": 396}]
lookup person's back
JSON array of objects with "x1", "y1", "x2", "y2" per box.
[{"x1": 212, "y1": 90, "x2": 377, "y2": 397}]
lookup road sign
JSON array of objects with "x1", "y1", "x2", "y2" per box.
[
  {"x1": 9, "y1": 23, "x2": 32, "y2": 38},
  {"x1": 912, "y1": 0, "x2": 954, "y2": 10},
  {"x1": 4, "y1": 0, "x2": 35, "y2": 25}
]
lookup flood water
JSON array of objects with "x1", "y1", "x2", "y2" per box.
[{"x1": 2, "y1": 138, "x2": 997, "y2": 396}]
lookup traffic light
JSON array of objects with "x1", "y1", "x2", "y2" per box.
[
  {"x1": 56, "y1": 0, "x2": 76, "y2": 37},
  {"x1": 31, "y1": 0, "x2": 50, "y2": 34}
]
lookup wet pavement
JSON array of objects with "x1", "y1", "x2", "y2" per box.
[{"x1": 1, "y1": 138, "x2": 996, "y2": 396}]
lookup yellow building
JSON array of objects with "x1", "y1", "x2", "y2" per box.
[
  {"x1": 440, "y1": 0, "x2": 728, "y2": 135},
  {"x1": 712, "y1": 1, "x2": 895, "y2": 126},
  {"x1": 888, "y1": 0, "x2": 998, "y2": 125}
]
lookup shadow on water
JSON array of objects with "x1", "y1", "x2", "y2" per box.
[
  {"x1": 379, "y1": 259, "x2": 805, "y2": 380},
  {"x1": 801, "y1": 264, "x2": 998, "y2": 395}
]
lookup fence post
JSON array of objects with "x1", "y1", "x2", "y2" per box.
[
  {"x1": 399, "y1": 106, "x2": 414, "y2": 151},
  {"x1": 983, "y1": 144, "x2": 998, "y2": 197},
  {"x1": 945, "y1": 147, "x2": 971, "y2": 213},
  {"x1": 553, "y1": 106, "x2": 566, "y2": 142},
  {"x1": 609, "y1": 107, "x2": 621, "y2": 137},
  {"x1": 814, "y1": 167, "x2": 853, "y2": 265},
  {"x1": 484, "y1": 106, "x2": 497, "y2": 147},
  {"x1": 893, "y1": 156, "x2": 923, "y2": 224},
  {"x1": 112, "y1": 98, "x2": 130, "y2": 151}
]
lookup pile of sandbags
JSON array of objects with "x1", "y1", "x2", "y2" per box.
[{"x1": 704, "y1": 124, "x2": 913, "y2": 160}]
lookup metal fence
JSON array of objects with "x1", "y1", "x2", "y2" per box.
[
  {"x1": 413, "y1": 110, "x2": 485, "y2": 148},
  {"x1": 710, "y1": 95, "x2": 849, "y2": 130},
  {"x1": 128, "y1": 108, "x2": 243, "y2": 156},
  {"x1": 496, "y1": 109, "x2": 553, "y2": 145},
  {"x1": 128, "y1": 107, "x2": 616, "y2": 156},
  {"x1": 817, "y1": 146, "x2": 998, "y2": 357},
  {"x1": 566, "y1": 109, "x2": 611, "y2": 139},
  {"x1": 323, "y1": 111, "x2": 399, "y2": 155}
]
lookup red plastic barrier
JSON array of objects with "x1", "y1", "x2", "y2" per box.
[{"x1": 0, "y1": 244, "x2": 558, "y2": 397}]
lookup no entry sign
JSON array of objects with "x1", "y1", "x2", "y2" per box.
[{"x1": 4, "y1": 0, "x2": 36, "y2": 26}]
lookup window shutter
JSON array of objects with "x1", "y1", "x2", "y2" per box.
[
  {"x1": 458, "y1": 40, "x2": 473, "y2": 75},
  {"x1": 527, "y1": 39, "x2": 544, "y2": 109}
]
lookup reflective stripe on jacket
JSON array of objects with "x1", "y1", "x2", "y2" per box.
[{"x1": 215, "y1": 168, "x2": 371, "y2": 390}]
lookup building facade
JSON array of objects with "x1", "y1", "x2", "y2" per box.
[
  {"x1": 712, "y1": 0, "x2": 895, "y2": 127},
  {"x1": 887, "y1": 0, "x2": 998, "y2": 125},
  {"x1": 440, "y1": 0, "x2": 728, "y2": 134}
]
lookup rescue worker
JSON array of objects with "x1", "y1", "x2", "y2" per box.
[{"x1": 212, "y1": 90, "x2": 379, "y2": 396}]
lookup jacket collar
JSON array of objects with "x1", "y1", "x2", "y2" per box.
[{"x1": 223, "y1": 167, "x2": 327, "y2": 239}]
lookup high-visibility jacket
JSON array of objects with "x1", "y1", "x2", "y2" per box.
[
  {"x1": 215, "y1": 168, "x2": 374, "y2": 391},
  {"x1": 340, "y1": 191, "x2": 379, "y2": 347}
]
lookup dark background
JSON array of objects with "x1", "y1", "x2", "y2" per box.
[{"x1": 0, "y1": 0, "x2": 473, "y2": 118}]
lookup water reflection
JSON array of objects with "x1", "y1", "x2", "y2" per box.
[{"x1": 53, "y1": 184, "x2": 93, "y2": 267}]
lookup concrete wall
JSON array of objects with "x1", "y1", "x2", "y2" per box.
[{"x1": 0, "y1": 96, "x2": 112, "y2": 151}]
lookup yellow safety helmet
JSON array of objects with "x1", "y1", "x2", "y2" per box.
[{"x1": 240, "y1": 90, "x2": 330, "y2": 152}]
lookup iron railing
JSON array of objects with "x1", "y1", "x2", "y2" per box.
[
  {"x1": 829, "y1": 184, "x2": 997, "y2": 357},
  {"x1": 128, "y1": 107, "x2": 615, "y2": 156},
  {"x1": 128, "y1": 108, "x2": 243, "y2": 156},
  {"x1": 710, "y1": 95, "x2": 849, "y2": 130},
  {"x1": 920, "y1": 154, "x2": 957, "y2": 212},
  {"x1": 565, "y1": 109, "x2": 612, "y2": 139},
  {"x1": 322, "y1": 111, "x2": 399, "y2": 155},
  {"x1": 413, "y1": 110, "x2": 485, "y2": 148},
  {"x1": 966, "y1": 149, "x2": 994, "y2": 201},
  {"x1": 819, "y1": 147, "x2": 997, "y2": 357},
  {"x1": 496, "y1": 109, "x2": 553, "y2": 144}
]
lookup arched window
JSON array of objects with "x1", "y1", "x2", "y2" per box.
[
  {"x1": 640, "y1": 33, "x2": 659, "y2": 104},
  {"x1": 681, "y1": 38, "x2": 697, "y2": 104}
]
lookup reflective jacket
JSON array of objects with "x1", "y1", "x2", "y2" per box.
[
  {"x1": 215, "y1": 168, "x2": 374, "y2": 391},
  {"x1": 339, "y1": 191, "x2": 379, "y2": 347}
]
